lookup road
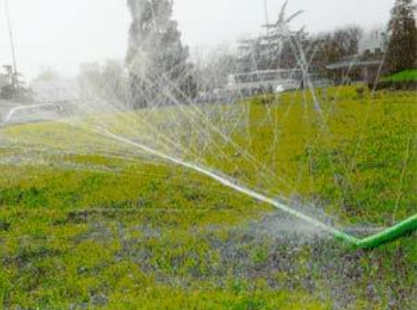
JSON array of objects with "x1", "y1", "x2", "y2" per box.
[{"x1": 0, "y1": 101, "x2": 69, "y2": 126}]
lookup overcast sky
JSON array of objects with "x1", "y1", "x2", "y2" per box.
[{"x1": 0, "y1": 0, "x2": 394, "y2": 80}]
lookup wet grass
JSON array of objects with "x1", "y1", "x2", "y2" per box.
[{"x1": 0, "y1": 86, "x2": 416, "y2": 309}]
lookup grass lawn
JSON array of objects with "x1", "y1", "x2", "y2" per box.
[
  {"x1": 383, "y1": 69, "x2": 417, "y2": 82},
  {"x1": 0, "y1": 86, "x2": 416, "y2": 309}
]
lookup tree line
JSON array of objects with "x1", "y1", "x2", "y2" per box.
[{"x1": 74, "y1": 0, "x2": 417, "y2": 106}]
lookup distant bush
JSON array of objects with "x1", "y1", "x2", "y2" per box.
[
  {"x1": 250, "y1": 94, "x2": 277, "y2": 105},
  {"x1": 376, "y1": 80, "x2": 417, "y2": 91}
]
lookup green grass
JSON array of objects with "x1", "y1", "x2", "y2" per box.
[
  {"x1": 383, "y1": 69, "x2": 417, "y2": 82},
  {"x1": 0, "y1": 86, "x2": 416, "y2": 309}
]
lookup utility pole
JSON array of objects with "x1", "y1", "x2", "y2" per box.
[
  {"x1": 263, "y1": 0, "x2": 273, "y2": 69},
  {"x1": 5, "y1": 0, "x2": 19, "y2": 88},
  {"x1": 263, "y1": 0, "x2": 270, "y2": 33}
]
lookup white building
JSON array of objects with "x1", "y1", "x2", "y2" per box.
[
  {"x1": 227, "y1": 69, "x2": 303, "y2": 95},
  {"x1": 30, "y1": 78, "x2": 80, "y2": 102}
]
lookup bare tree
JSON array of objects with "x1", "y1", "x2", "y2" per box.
[{"x1": 194, "y1": 47, "x2": 239, "y2": 92}]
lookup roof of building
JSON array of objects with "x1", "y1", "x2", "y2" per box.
[{"x1": 327, "y1": 58, "x2": 382, "y2": 70}]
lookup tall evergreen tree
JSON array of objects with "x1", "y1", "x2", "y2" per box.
[
  {"x1": 385, "y1": 0, "x2": 417, "y2": 73},
  {"x1": 126, "y1": 0, "x2": 195, "y2": 108}
]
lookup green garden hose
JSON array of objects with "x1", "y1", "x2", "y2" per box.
[{"x1": 354, "y1": 213, "x2": 417, "y2": 249}]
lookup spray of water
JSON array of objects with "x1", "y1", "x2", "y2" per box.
[{"x1": 1, "y1": 1, "x2": 415, "y2": 248}]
